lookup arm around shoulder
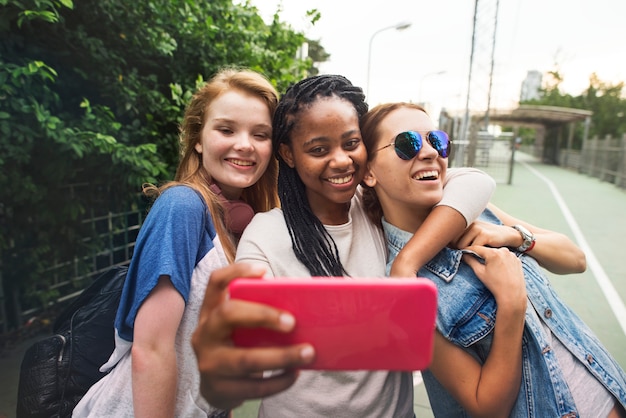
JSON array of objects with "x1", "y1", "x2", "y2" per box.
[
  {"x1": 439, "y1": 168, "x2": 496, "y2": 226},
  {"x1": 389, "y1": 168, "x2": 495, "y2": 277},
  {"x1": 487, "y1": 203, "x2": 586, "y2": 274}
]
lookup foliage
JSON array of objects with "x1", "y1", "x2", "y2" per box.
[
  {"x1": 579, "y1": 74, "x2": 626, "y2": 138},
  {"x1": 306, "y1": 39, "x2": 331, "y2": 76},
  {"x1": 0, "y1": 0, "x2": 326, "y2": 328}
]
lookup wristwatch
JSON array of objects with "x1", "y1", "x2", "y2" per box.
[{"x1": 511, "y1": 224, "x2": 535, "y2": 252}]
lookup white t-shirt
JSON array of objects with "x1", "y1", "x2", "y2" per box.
[
  {"x1": 234, "y1": 167, "x2": 495, "y2": 417},
  {"x1": 236, "y1": 195, "x2": 414, "y2": 418}
]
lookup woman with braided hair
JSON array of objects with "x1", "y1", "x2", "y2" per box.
[
  {"x1": 192, "y1": 74, "x2": 495, "y2": 417},
  {"x1": 241, "y1": 74, "x2": 495, "y2": 279}
]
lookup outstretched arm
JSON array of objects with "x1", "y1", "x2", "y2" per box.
[
  {"x1": 454, "y1": 202, "x2": 587, "y2": 274},
  {"x1": 389, "y1": 168, "x2": 496, "y2": 277},
  {"x1": 429, "y1": 246, "x2": 527, "y2": 417},
  {"x1": 192, "y1": 263, "x2": 314, "y2": 410}
]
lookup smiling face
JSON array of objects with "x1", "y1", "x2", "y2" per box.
[
  {"x1": 363, "y1": 106, "x2": 448, "y2": 232},
  {"x1": 278, "y1": 97, "x2": 367, "y2": 224},
  {"x1": 194, "y1": 89, "x2": 273, "y2": 200}
]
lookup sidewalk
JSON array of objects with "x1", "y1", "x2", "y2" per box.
[
  {"x1": 492, "y1": 152, "x2": 626, "y2": 369},
  {"x1": 1, "y1": 152, "x2": 625, "y2": 418}
]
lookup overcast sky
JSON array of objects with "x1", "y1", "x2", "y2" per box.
[{"x1": 250, "y1": 0, "x2": 626, "y2": 116}]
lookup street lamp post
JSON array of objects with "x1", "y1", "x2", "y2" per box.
[{"x1": 366, "y1": 21, "x2": 412, "y2": 98}]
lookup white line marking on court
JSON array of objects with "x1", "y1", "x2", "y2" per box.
[
  {"x1": 413, "y1": 371, "x2": 423, "y2": 387},
  {"x1": 521, "y1": 160, "x2": 626, "y2": 335}
]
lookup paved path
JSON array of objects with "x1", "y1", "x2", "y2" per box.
[
  {"x1": 2, "y1": 152, "x2": 625, "y2": 418},
  {"x1": 492, "y1": 152, "x2": 626, "y2": 369}
]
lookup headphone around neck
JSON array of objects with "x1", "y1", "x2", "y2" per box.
[{"x1": 209, "y1": 183, "x2": 254, "y2": 235}]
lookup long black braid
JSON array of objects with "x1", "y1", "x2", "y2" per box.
[{"x1": 272, "y1": 75, "x2": 368, "y2": 277}]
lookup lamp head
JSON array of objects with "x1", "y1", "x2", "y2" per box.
[{"x1": 395, "y1": 21, "x2": 412, "y2": 30}]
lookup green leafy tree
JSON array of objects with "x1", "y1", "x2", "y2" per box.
[
  {"x1": 0, "y1": 0, "x2": 325, "y2": 329},
  {"x1": 521, "y1": 68, "x2": 625, "y2": 148},
  {"x1": 306, "y1": 39, "x2": 331, "y2": 76},
  {"x1": 580, "y1": 74, "x2": 626, "y2": 138}
]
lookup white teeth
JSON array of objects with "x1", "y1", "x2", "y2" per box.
[
  {"x1": 327, "y1": 175, "x2": 352, "y2": 184},
  {"x1": 229, "y1": 159, "x2": 254, "y2": 167},
  {"x1": 413, "y1": 170, "x2": 439, "y2": 180}
]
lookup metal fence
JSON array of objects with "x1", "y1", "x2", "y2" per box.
[
  {"x1": 451, "y1": 132, "x2": 515, "y2": 185},
  {"x1": 0, "y1": 207, "x2": 145, "y2": 334},
  {"x1": 558, "y1": 134, "x2": 626, "y2": 189}
]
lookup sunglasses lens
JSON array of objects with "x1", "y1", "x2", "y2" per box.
[
  {"x1": 427, "y1": 131, "x2": 450, "y2": 158},
  {"x1": 394, "y1": 131, "x2": 421, "y2": 160}
]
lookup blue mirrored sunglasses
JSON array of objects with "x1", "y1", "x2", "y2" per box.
[{"x1": 375, "y1": 130, "x2": 451, "y2": 160}]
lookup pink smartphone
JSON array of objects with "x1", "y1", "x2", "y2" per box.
[{"x1": 228, "y1": 277, "x2": 437, "y2": 371}]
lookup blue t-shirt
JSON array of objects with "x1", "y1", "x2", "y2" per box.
[{"x1": 114, "y1": 186, "x2": 217, "y2": 341}]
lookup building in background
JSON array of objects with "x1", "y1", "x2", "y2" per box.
[{"x1": 520, "y1": 70, "x2": 543, "y2": 102}]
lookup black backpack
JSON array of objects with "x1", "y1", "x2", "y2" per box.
[{"x1": 16, "y1": 266, "x2": 128, "y2": 418}]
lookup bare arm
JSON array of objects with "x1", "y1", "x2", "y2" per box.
[
  {"x1": 390, "y1": 206, "x2": 466, "y2": 277},
  {"x1": 429, "y1": 246, "x2": 527, "y2": 417},
  {"x1": 390, "y1": 168, "x2": 496, "y2": 277},
  {"x1": 455, "y1": 202, "x2": 587, "y2": 274},
  {"x1": 132, "y1": 276, "x2": 184, "y2": 418},
  {"x1": 191, "y1": 263, "x2": 314, "y2": 410}
]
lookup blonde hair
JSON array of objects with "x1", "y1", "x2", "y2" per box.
[{"x1": 145, "y1": 68, "x2": 280, "y2": 261}]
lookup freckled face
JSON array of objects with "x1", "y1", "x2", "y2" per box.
[
  {"x1": 279, "y1": 97, "x2": 366, "y2": 224},
  {"x1": 194, "y1": 90, "x2": 273, "y2": 200},
  {"x1": 364, "y1": 107, "x2": 448, "y2": 230}
]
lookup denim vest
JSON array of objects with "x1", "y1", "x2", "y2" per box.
[{"x1": 383, "y1": 209, "x2": 626, "y2": 417}]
